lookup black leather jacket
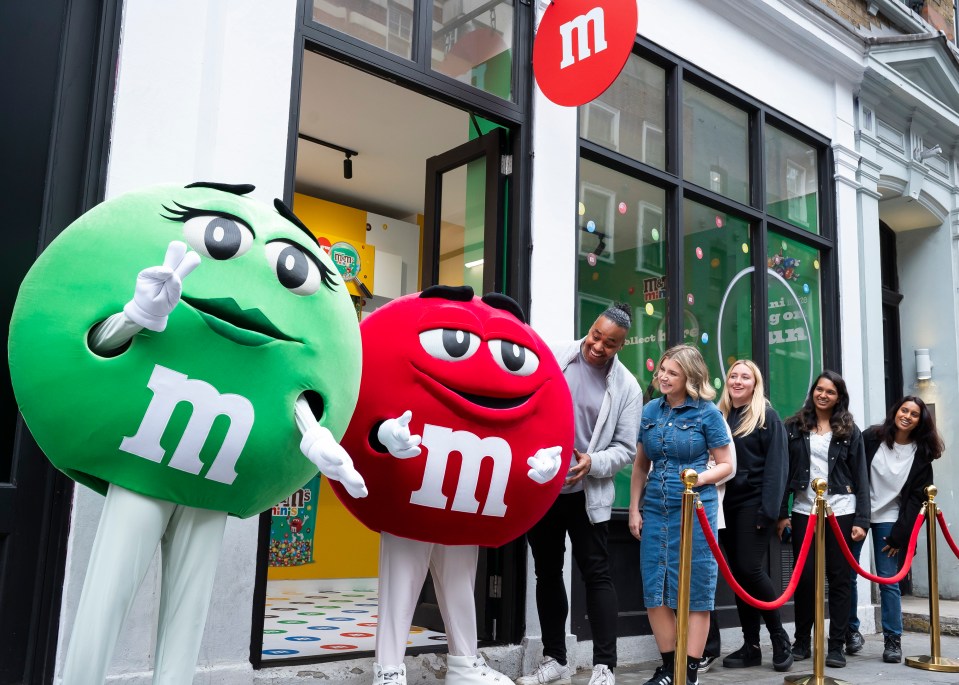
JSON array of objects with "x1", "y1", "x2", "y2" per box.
[
  {"x1": 779, "y1": 419, "x2": 870, "y2": 531},
  {"x1": 863, "y1": 426, "x2": 935, "y2": 549}
]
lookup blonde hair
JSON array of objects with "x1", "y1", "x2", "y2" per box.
[
  {"x1": 717, "y1": 359, "x2": 768, "y2": 437},
  {"x1": 658, "y1": 344, "x2": 715, "y2": 401}
]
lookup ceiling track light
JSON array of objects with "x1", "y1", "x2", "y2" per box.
[{"x1": 298, "y1": 132, "x2": 358, "y2": 180}]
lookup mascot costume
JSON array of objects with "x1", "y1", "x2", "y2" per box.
[
  {"x1": 330, "y1": 285, "x2": 574, "y2": 685},
  {"x1": 8, "y1": 182, "x2": 368, "y2": 684}
]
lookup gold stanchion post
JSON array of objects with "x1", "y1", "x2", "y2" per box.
[
  {"x1": 785, "y1": 479, "x2": 852, "y2": 685},
  {"x1": 905, "y1": 485, "x2": 959, "y2": 672},
  {"x1": 674, "y1": 468, "x2": 698, "y2": 685}
]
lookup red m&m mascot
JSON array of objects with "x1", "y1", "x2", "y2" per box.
[{"x1": 331, "y1": 285, "x2": 573, "y2": 685}]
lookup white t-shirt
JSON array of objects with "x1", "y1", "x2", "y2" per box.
[
  {"x1": 870, "y1": 441, "x2": 916, "y2": 523},
  {"x1": 792, "y1": 432, "x2": 856, "y2": 516}
]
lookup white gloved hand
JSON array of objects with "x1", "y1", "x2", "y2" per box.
[
  {"x1": 300, "y1": 424, "x2": 368, "y2": 498},
  {"x1": 527, "y1": 446, "x2": 564, "y2": 484},
  {"x1": 377, "y1": 410, "x2": 422, "y2": 458},
  {"x1": 123, "y1": 240, "x2": 201, "y2": 332}
]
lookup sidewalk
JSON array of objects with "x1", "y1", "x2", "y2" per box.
[{"x1": 571, "y1": 632, "x2": 959, "y2": 684}]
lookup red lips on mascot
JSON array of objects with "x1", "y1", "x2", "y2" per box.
[{"x1": 331, "y1": 286, "x2": 573, "y2": 547}]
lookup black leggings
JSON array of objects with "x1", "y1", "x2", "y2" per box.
[{"x1": 791, "y1": 511, "x2": 854, "y2": 643}]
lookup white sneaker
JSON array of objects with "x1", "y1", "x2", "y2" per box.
[
  {"x1": 447, "y1": 654, "x2": 509, "y2": 684},
  {"x1": 516, "y1": 657, "x2": 572, "y2": 685},
  {"x1": 373, "y1": 662, "x2": 407, "y2": 685},
  {"x1": 587, "y1": 664, "x2": 615, "y2": 685}
]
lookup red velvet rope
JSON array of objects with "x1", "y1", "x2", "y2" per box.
[
  {"x1": 695, "y1": 506, "x2": 815, "y2": 610},
  {"x1": 937, "y1": 510, "x2": 959, "y2": 561},
  {"x1": 827, "y1": 510, "x2": 924, "y2": 584}
]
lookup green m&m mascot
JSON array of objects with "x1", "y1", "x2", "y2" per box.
[{"x1": 8, "y1": 182, "x2": 366, "y2": 684}]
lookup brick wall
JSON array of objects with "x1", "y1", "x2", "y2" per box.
[{"x1": 818, "y1": 0, "x2": 955, "y2": 40}]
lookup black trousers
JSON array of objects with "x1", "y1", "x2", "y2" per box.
[
  {"x1": 526, "y1": 491, "x2": 618, "y2": 667},
  {"x1": 791, "y1": 511, "x2": 854, "y2": 644},
  {"x1": 719, "y1": 506, "x2": 785, "y2": 644}
]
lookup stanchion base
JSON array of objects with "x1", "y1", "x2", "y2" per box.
[
  {"x1": 905, "y1": 654, "x2": 959, "y2": 672},
  {"x1": 784, "y1": 674, "x2": 854, "y2": 685}
]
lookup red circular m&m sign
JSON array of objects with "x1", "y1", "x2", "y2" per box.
[{"x1": 533, "y1": 0, "x2": 637, "y2": 107}]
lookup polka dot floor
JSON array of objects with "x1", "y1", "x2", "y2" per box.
[{"x1": 262, "y1": 581, "x2": 447, "y2": 661}]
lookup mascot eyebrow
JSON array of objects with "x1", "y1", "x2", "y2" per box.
[{"x1": 418, "y1": 285, "x2": 527, "y2": 324}]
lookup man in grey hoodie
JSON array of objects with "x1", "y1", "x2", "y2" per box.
[{"x1": 517, "y1": 303, "x2": 642, "y2": 685}]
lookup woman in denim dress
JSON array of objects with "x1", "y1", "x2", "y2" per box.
[{"x1": 629, "y1": 345, "x2": 733, "y2": 685}]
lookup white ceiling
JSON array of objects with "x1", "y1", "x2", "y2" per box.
[{"x1": 296, "y1": 51, "x2": 473, "y2": 220}]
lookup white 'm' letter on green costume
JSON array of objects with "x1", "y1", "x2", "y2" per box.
[{"x1": 119, "y1": 364, "x2": 254, "y2": 484}]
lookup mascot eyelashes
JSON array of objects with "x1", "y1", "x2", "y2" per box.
[
  {"x1": 331, "y1": 285, "x2": 573, "y2": 685},
  {"x1": 8, "y1": 182, "x2": 368, "y2": 684}
]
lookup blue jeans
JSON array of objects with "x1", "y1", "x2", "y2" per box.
[{"x1": 849, "y1": 521, "x2": 903, "y2": 636}]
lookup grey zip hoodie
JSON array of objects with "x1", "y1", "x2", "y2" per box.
[{"x1": 551, "y1": 339, "x2": 642, "y2": 523}]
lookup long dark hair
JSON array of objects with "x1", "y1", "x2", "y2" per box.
[
  {"x1": 874, "y1": 395, "x2": 944, "y2": 461},
  {"x1": 789, "y1": 370, "x2": 855, "y2": 439}
]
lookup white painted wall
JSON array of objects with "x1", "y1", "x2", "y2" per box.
[{"x1": 57, "y1": 1, "x2": 298, "y2": 683}]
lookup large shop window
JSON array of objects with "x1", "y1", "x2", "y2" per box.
[{"x1": 577, "y1": 44, "x2": 836, "y2": 508}]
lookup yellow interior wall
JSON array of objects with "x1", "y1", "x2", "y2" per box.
[
  {"x1": 293, "y1": 193, "x2": 373, "y2": 297},
  {"x1": 268, "y1": 476, "x2": 381, "y2": 580}
]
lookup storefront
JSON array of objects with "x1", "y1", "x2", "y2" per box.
[{"x1": 6, "y1": 1, "x2": 959, "y2": 684}]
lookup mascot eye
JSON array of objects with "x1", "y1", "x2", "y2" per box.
[
  {"x1": 182, "y1": 215, "x2": 253, "y2": 260},
  {"x1": 265, "y1": 241, "x2": 322, "y2": 295},
  {"x1": 488, "y1": 340, "x2": 539, "y2": 376},
  {"x1": 419, "y1": 328, "x2": 480, "y2": 361}
]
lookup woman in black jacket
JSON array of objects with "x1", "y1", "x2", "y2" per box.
[
  {"x1": 845, "y1": 396, "x2": 942, "y2": 664},
  {"x1": 776, "y1": 371, "x2": 869, "y2": 669}
]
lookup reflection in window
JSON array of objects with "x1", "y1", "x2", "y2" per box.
[
  {"x1": 431, "y1": 0, "x2": 514, "y2": 100},
  {"x1": 767, "y1": 234, "x2": 823, "y2": 416},
  {"x1": 580, "y1": 54, "x2": 666, "y2": 168},
  {"x1": 313, "y1": 0, "x2": 415, "y2": 60},
  {"x1": 765, "y1": 126, "x2": 820, "y2": 233},
  {"x1": 683, "y1": 200, "x2": 752, "y2": 390},
  {"x1": 683, "y1": 83, "x2": 749, "y2": 204},
  {"x1": 577, "y1": 159, "x2": 665, "y2": 508}
]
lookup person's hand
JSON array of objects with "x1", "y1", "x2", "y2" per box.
[
  {"x1": 881, "y1": 537, "x2": 900, "y2": 557},
  {"x1": 299, "y1": 423, "x2": 368, "y2": 498},
  {"x1": 565, "y1": 449, "x2": 591, "y2": 487},
  {"x1": 629, "y1": 510, "x2": 643, "y2": 540},
  {"x1": 123, "y1": 240, "x2": 201, "y2": 331},
  {"x1": 377, "y1": 410, "x2": 422, "y2": 458},
  {"x1": 777, "y1": 517, "x2": 791, "y2": 541},
  {"x1": 851, "y1": 525, "x2": 867, "y2": 542},
  {"x1": 527, "y1": 446, "x2": 563, "y2": 484}
]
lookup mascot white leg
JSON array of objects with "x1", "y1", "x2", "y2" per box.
[{"x1": 153, "y1": 503, "x2": 228, "y2": 684}]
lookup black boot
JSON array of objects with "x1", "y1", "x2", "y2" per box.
[
  {"x1": 771, "y1": 629, "x2": 794, "y2": 672},
  {"x1": 883, "y1": 634, "x2": 902, "y2": 663},
  {"x1": 845, "y1": 629, "x2": 864, "y2": 654},
  {"x1": 825, "y1": 639, "x2": 846, "y2": 668},
  {"x1": 791, "y1": 636, "x2": 811, "y2": 660},
  {"x1": 722, "y1": 642, "x2": 761, "y2": 668}
]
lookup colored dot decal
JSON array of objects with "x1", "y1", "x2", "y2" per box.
[
  {"x1": 286, "y1": 636, "x2": 321, "y2": 642},
  {"x1": 340, "y1": 632, "x2": 374, "y2": 638},
  {"x1": 701, "y1": 332, "x2": 709, "y2": 344},
  {"x1": 695, "y1": 247, "x2": 703, "y2": 259},
  {"x1": 274, "y1": 607, "x2": 296, "y2": 612},
  {"x1": 741, "y1": 243, "x2": 749, "y2": 254},
  {"x1": 343, "y1": 594, "x2": 363, "y2": 597},
  {"x1": 307, "y1": 625, "x2": 338, "y2": 631},
  {"x1": 813, "y1": 259, "x2": 820, "y2": 270},
  {"x1": 687, "y1": 294, "x2": 695, "y2": 305},
  {"x1": 429, "y1": 636, "x2": 449, "y2": 641},
  {"x1": 645, "y1": 303, "x2": 654, "y2": 316},
  {"x1": 326, "y1": 617, "x2": 354, "y2": 622},
  {"x1": 651, "y1": 228, "x2": 660, "y2": 241},
  {"x1": 316, "y1": 605, "x2": 341, "y2": 609},
  {"x1": 628, "y1": 286, "x2": 635, "y2": 295},
  {"x1": 297, "y1": 612, "x2": 326, "y2": 616},
  {"x1": 290, "y1": 601, "x2": 314, "y2": 605},
  {"x1": 710, "y1": 258, "x2": 720, "y2": 268},
  {"x1": 383, "y1": 223, "x2": 388, "y2": 230},
  {"x1": 264, "y1": 615, "x2": 278, "y2": 619},
  {"x1": 586, "y1": 220, "x2": 596, "y2": 232},
  {"x1": 618, "y1": 202, "x2": 628, "y2": 214},
  {"x1": 714, "y1": 378, "x2": 722, "y2": 389},
  {"x1": 727, "y1": 356, "x2": 737, "y2": 366},
  {"x1": 578, "y1": 202, "x2": 586, "y2": 216},
  {"x1": 803, "y1": 283, "x2": 810, "y2": 294},
  {"x1": 357, "y1": 622, "x2": 379, "y2": 627},
  {"x1": 715, "y1": 216, "x2": 724, "y2": 228},
  {"x1": 592, "y1": 273, "x2": 599, "y2": 281},
  {"x1": 278, "y1": 620, "x2": 308, "y2": 625},
  {"x1": 320, "y1": 644, "x2": 359, "y2": 651},
  {"x1": 263, "y1": 649, "x2": 299, "y2": 656},
  {"x1": 342, "y1": 610, "x2": 367, "y2": 614},
  {"x1": 782, "y1": 241, "x2": 788, "y2": 251},
  {"x1": 587, "y1": 253, "x2": 597, "y2": 266},
  {"x1": 646, "y1": 359, "x2": 655, "y2": 372},
  {"x1": 263, "y1": 629, "x2": 287, "y2": 635}
]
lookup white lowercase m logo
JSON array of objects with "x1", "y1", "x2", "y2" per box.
[
  {"x1": 119, "y1": 364, "x2": 254, "y2": 484},
  {"x1": 410, "y1": 424, "x2": 511, "y2": 517},
  {"x1": 559, "y1": 7, "x2": 608, "y2": 69}
]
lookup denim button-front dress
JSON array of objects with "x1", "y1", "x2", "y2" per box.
[{"x1": 638, "y1": 395, "x2": 730, "y2": 611}]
